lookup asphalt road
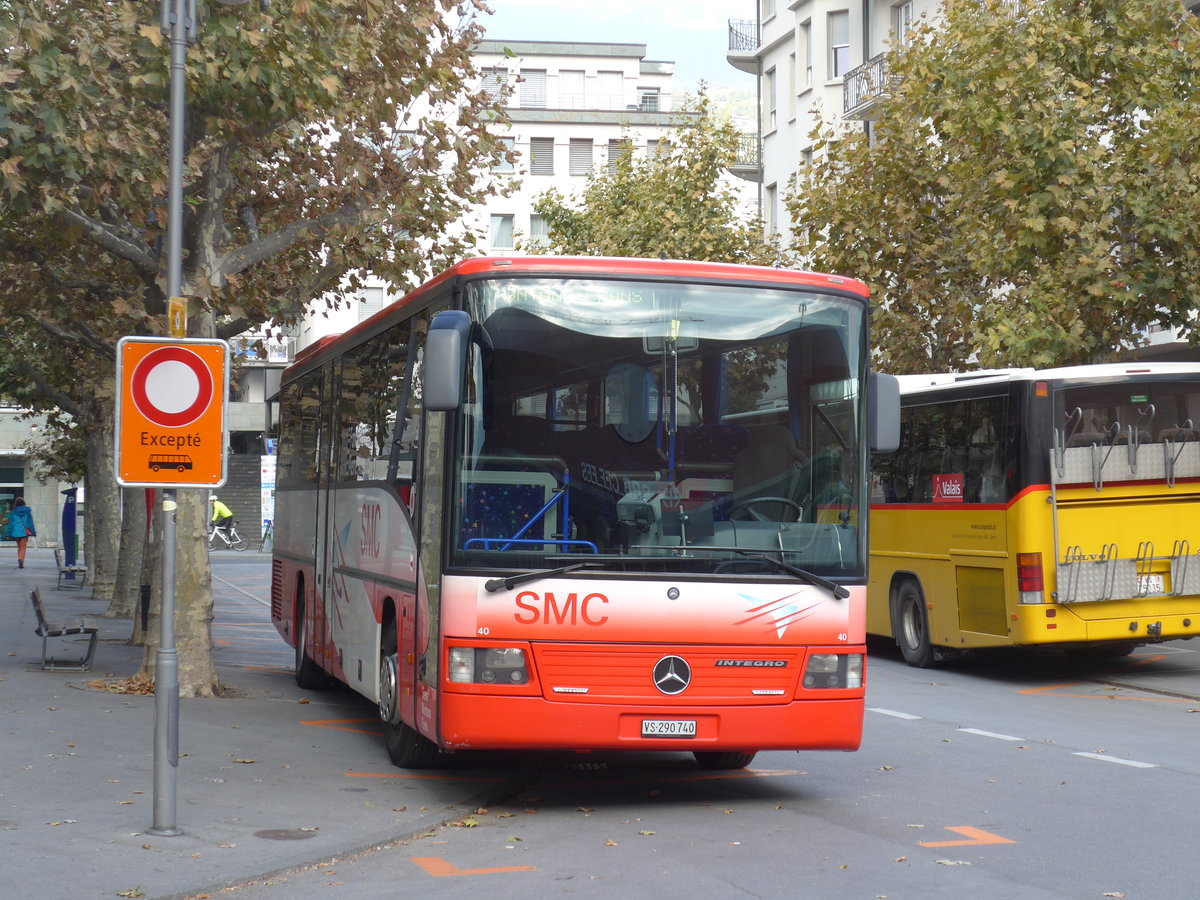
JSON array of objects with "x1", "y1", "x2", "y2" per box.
[{"x1": 203, "y1": 554, "x2": 1200, "y2": 900}]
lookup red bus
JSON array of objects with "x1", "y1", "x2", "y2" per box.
[{"x1": 271, "y1": 256, "x2": 899, "y2": 769}]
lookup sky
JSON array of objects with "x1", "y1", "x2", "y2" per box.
[{"x1": 477, "y1": 0, "x2": 756, "y2": 93}]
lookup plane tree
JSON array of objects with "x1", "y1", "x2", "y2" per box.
[
  {"x1": 0, "y1": 0, "x2": 510, "y2": 694},
  {"x1": 786, "y1": 0, "x2": 1200, "y2": 372}
]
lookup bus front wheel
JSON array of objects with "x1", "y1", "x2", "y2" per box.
[
  {"x1": 893, "y1": 579, "x2": 937, "y2": 668},
  {"x1": 380, "y1": 621, "x2": 441, "y2": 769},
  {"x1": 295, "y1": 594, "x2": 331, "y2": 690}
]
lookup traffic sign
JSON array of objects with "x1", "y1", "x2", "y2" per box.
[{"x1": 115, "y1": 337, "x2": 230, "y2": 487}]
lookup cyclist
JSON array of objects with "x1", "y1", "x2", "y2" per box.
[{"x1": 209, "y1": 494, "x2": 233, "y2": 537}]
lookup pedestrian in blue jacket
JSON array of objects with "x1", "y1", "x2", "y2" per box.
[{"x1": 6, "y1": 497, "x2": 37, "y2": 569}]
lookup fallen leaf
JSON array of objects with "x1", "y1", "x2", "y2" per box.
[
  {"x1": 604, "y1": 839, "x2": 618, "y2": 846},
  {"x1": 298, "y1": 698, "x2": 311, "y2": 704},
  {"x1": 452, "y1": 817, "x2": 478, "y2": 828},
  {"x1": 894, "y1": 857, "x2": 907, "y2": 862},
  {"x1": 936, "y1": 860, "x2": 971, "y2": 866},
  {"x1": 117, "y1": 891, "x2": 145, "y2": 899},
  {"x1": 233, "y1": 758, "x2": 256, "y2": 764},
  {"x1": 638, "y1": 830, "x2": 656, "y2": 836}
]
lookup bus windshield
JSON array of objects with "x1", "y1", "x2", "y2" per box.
[{"x1": 449, "y1": 276, "x2": 868, "y2": 579}]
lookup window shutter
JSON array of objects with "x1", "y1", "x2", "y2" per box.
[
  {"x1": 520, "y1": 70, "x2": 547, "y2": 108},
  {"x1": 529, "y1": 137, "x2": 554, "y2": 175},
  {"x1": 569, "y1": 139, "x2": 593, "y2": 175}
]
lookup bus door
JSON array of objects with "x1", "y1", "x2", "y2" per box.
[{"x1": 314, "y1": 363, "x2": 338, "y2": 674}]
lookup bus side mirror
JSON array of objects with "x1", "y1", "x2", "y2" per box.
[
  {"x1": 869, "y1": 372, "x2": 900, "y2": 453},
  {"x1": 424, "y1": 310, "x2": 472, "y2": 412}
]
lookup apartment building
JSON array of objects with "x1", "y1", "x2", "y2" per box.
[
  {"x1": 728, "y1": 0, "x2": 936, "y2": 241},
  {"x1": 296, "y1": 40, "x2": 688, "y2": 348},
  {"x1": 468, "y1": 40, "x2": 686, "y2": 255}
]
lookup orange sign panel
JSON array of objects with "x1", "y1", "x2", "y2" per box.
[{"x1": 116, "y1": 337, "x2": 229, "y2": 487}]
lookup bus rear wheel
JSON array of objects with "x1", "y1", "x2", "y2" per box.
[
  {"x1": 694, "y1": 751, "x2": 757, "y2": 770},
  {"x1": 380, "y1": 622, "x2": 441, "y2": 769},
  {"x1": 893, "y1": 579, "x2": 937, "y2": 668}
]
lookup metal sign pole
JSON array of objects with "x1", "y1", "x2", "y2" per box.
[{"x1": 148, "y1": 0, "x2": 192, "y2": 837}]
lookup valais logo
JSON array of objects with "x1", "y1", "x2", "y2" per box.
[{"x1": 933, "y1": 473, "x2": 965, "y2": 504}]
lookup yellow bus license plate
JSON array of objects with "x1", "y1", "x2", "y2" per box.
[{"x1": 1139, "y1": 574, "x2": 1165, "y2": 596}]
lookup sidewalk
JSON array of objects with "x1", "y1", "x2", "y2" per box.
[{"x1": 0, "y1": 546, "x2": 521, "y2": 900}]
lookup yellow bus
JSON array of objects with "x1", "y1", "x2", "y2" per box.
[{"x1": 868, "y1": 363, "x2": 1200, "y2": 666}]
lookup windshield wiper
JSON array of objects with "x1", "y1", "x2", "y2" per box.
[
  {"x1": 728, "y1": 549, "x2": 849, "y2": 599},
  {"x1": 484, "y1": 562, "x2": 602, "y2": 593},
  {"x1": 624, "y1": 545, "x2": 850, "y2": 599}
]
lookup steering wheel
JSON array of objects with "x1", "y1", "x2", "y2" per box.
[{"x1": 728, "y1": 496, "x2": 803, "y2": 523}]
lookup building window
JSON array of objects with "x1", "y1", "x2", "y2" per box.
[
  {"x1": 569, "y1": 138, "x2": 593, "y2": 175},
  {"x1": 530, "y1": 214, "x2": 549, "y2": 248},
  {"x1": 482, "y1": 67, "x2": 507, "y2": 102},
  {"x1": 647, "y1": 139, "x2": 662, "y2": 157},
  {"x1": 520, "y1": 69, "x2": 547, "y2": 108},
  {"x1": 802, "y1": 21, "x2": 813, "y2": 88},
  {"x1": 761, "y1": 0, "x2": 776, "y2": 19},
  {"x1": 597, "y1": 70, "x2": 622, "y2": 110},
  {"x1": 894, "y1": 1, "x2": 915, "y2": 47},
  {"x1": 529, "y1": 137, "x2": 554, "y2": 175},
  {"x1": 637, "y1": 87, "x2": 660, "y2": 111},
  {"x1": 607, "y1": 138, "x2": 631, "y2": 173},
  {"x1": 493, "y1": 136, "x2": 515, "y2": 172},
  {"x1": 559, "y1": 69, "x2": 585, "y2": 108},
  {"x1": 830, "y1": 11, "x2": 850, "y2": 79},
  {"x1": 765, "y1": 183, "x2": 778, "y2": 236},
  {"x1": 765, "y1": 67, "x2": 777, "y2": 131},
  {"x1": 787, "y1": 52, "x2": 797, "y2": 119},
  {"x1": 490, "y1": 215, "x2": 515, "y2": 249},
  {"x1": 358, "y1": 286, "x2": 386, "y2": 323}
]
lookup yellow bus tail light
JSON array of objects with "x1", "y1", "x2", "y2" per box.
[{"x1": 1017, "y1": 552, "x2": 1046, "y2": 604}]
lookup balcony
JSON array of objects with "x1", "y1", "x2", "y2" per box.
[
  {"x1": 843, "y1": 53, "x2": 897, "y2": 121},
  {"x1": 729, "y1": 133, "x2": 762, "y2": 183},
  {"x1": 727, "y1": 19, "x2": 759, "y2": 75}
]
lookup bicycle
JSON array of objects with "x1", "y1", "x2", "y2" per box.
[
  {"x1": 208, "y1": 519, "x2": 249, "y2": 551},
  {"x1": 258, "y1": 519, "x2": 273, "y2": 552}
]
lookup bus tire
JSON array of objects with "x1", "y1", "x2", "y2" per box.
[
  {"x1": 693, "y1": 750, "x2": 757, "y2": 770},
  {"x1": 892, "y1": 578, "x2": 937, "y2": 668},
  {"x1": 380, "y1": 619, "x2": 441, "y2": 769},
  {"x1": 295, "y1": 590, "x2": 331, "y2": 690}
]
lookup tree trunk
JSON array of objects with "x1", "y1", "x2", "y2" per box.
[
  {"x1": 140, "y1": 489, "x2": 220, "y2": 697},
  {"x1": 85, "y1": 402, "x2": 121, "y2": 603},
  {"x1": 106, "y1": 486, "x2": 148, "y2": 622}
]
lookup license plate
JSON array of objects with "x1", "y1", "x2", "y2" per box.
[
  {"x1": 641, "y1": 719, "x2": 697, "y2": 738},
  {"x1": 1139, "y1": 574, "x2": 1165, "y2": 596}
]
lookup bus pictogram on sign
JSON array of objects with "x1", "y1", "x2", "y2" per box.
[{"x1": 115, "y1": 337, "x2": 230, "y2": 487}]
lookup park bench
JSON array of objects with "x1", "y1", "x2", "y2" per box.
[
  {"x1": 29, "y1": 588, "x2": 98, "y2": 672},
  {"x1": 53, "y1": 547, "x2": 88, "y2": 591}
]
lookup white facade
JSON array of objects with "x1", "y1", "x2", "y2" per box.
[
  {"x1": 729, "y1": 0, "x2": 937, "y2": 241},
  {"x1": 471, "y1": 40, "x2": 684, "y2": 255}
]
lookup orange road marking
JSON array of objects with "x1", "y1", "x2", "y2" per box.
[
  {"x1": 411, "y1": 857, "x2": 535, "y2": 877},
  {"x1": 919, "y1": 826, "x2": 1015, "y2": 848},
  {"x1": 1018, "y1": 682, "x2": 1190, "y2": 702},
  {"x1": 301, "y1": 717, "x2": 382, "y2": 736}
]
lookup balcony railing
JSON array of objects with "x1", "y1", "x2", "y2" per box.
[
  {"x1": 843, "y1": 52, "x2": 898, "y2": 120},
  {"x1": 729, "y1": 132, "x2": 762, "y2": 183},
  {"x1": 728, "y1": 19, "x2": 758, "y2": 54}
]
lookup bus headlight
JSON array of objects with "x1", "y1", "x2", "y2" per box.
[
  {"x1": 803, "y1": 652, "x2": 864, "y2": 689},
  {"x1": 448, "y1": 647, "x2": 528, "y2": 685}
]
